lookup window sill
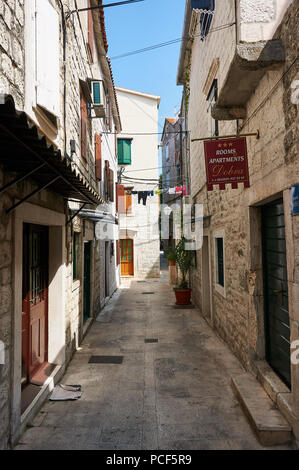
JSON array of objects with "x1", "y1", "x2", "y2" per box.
[
  {"x1": 214, "y1": 282, "x2": 226, "y2": 299},
  {"x1": 33, "y1": 105, "x2": 59, "y2": 133},
  {"x1": 72, "y1": 279, "x2": 81, "y2": 292}
]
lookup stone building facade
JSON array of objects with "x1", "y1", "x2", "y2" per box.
[
  {"x1": 161, "y1": 118, "x2": 182, "y2": 253},
  {"x1": 0, "y1": 0, "x2": 26, "y2": 450},
  {"x1": 0, "y1": 0, "x2": 24, "y2": 109},
  {"x1": 177, "y1": 0, "x2": 299, "y2": 440},
  {"x1": 116, "y1": 87, "x2": 161, "y2": 279},
  {"x1": 161, "y1": 118, "x2": 180, "y2": 204},
  {"x1": 0, "y1": 0, "x2": 121, "y2": 449}
]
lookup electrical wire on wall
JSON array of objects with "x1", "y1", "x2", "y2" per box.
[
  {"x1": 101, "y1": 131, "x2": 189, "y2": 135},
  {"x1": 240, "y1": 54, "x2": 299, "y2": 131},
  {"x1": 123, "y1": 164, "x2": 183, "y2": 173}
]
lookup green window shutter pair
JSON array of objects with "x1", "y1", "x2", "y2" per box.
[
  {"x1": 118, "y1": 139, "x2": 132, "y2": 164},
  {"x1": 92, "y1": 82, "x2": 101, "y2": 105}
]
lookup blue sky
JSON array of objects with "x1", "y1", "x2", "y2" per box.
[{"x1": 105, "y1": 0, "x2": 186, "y2": 131}]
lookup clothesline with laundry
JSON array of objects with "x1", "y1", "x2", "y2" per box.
[{"x1": 125, "y1": 185, "x2": 188, "y2": 205}]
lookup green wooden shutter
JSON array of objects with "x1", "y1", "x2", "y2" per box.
[
  {"x1": 117, "y1": 139, "x2": 123, "y2": 164},
  {"x1": 123, "y1": 140, "x2": 131, "y2": 164},
  {"x1": 93, "y1": 82, "x2": 101, "y2": 105},
  {"x1": 118, "y1": 139, "x2": 131, "y2": 164}
]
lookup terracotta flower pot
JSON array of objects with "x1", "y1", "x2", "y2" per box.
[
  {"x1": 168, "y1": 260, "x2": 175, "y2": 266},
  {"x1": 174, "y1": 288, "x2": 192, "y2": 305}
]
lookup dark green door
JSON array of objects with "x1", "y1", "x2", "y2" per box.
[
  {"x1": 83, "y1": 242, "x2": 91, "y2": 323},
  {"x1": 262, "y1": 199, "x2": 291, "y2": 388}
]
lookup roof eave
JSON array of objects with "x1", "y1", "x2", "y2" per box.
[
  {"x1": 91, "y1": 0, "x2": 122, "y2": 133},
  {"x1": 115, "y1": 87, "x2": 161, "y2": 107}
]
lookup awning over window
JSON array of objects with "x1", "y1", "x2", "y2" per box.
[
  {"x1": 0, "y1": 95, "x2": 104, "y2": 208},
  {"x1": 71, "y1": 208, "x2": 118, "y2": 225}
]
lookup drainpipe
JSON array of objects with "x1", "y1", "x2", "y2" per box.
[{"x1": 234, "y1": 0, "x2": 238, "y2": 44}]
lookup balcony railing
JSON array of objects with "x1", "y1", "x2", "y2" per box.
[
  {"x1": 191, "y1": 0, "x2": 215, "y2": 39},
  {"x1": 192, "y1": 8, "x2": 215, "y2": 40}
]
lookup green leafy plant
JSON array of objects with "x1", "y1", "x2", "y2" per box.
[
  {"x1": 174, "y1": 237, "x2": 194, "y2": 289},
  {"x1": 167, "y1": 249, "x2": 176, "y2": 262}
]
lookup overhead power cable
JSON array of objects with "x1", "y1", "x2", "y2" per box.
[
  {"x1": 66, "y1": 0, "x2": 145, "y2": 20},
  {"x1": 124, "y1": 164, "x2": 180, "y2": 173},
  {"x1": 123, "y1": 174, "x2": 187, "y2": 181},
  {"x1": 110, "y1": 22, "x2": 235, "y2": 60},
  {"x1": 122, "y1": 175, "x2": 189, "y2": 183},
  {"x1": 101, "y1": 131, "x2": 189, "y2": 135}
]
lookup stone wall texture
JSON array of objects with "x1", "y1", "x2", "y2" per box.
[
  {"x1": 0, "y1": 0, "x2": 24, "y2": 109},
  {"x1": 0, "y1": 0, "x2": 25, "y2": 449},
  {"x1": 0, "y1": 167, "x2": 13, "y2": 450}
]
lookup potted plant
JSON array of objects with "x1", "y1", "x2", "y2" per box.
[
  {"x1": 167, "y1": 248, "x2": 176, "y2": 266},
  {"x1": 173, "y1": 237, "x2": 194, "y2": 305}
]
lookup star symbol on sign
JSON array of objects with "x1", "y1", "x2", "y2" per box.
[
  {"x1": 229, "y1": 143, "x2": 233, "y2": 147},
  {"x1": 218, "y1": 144, "x2": 222, "y2": 148},
  {"x1": 223, "y1": 143, "x2": 228, "y2": 147}
]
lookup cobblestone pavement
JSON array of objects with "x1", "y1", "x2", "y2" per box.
[{"x1": 15, "y1": 257, "x2": 292, "y2": 450}]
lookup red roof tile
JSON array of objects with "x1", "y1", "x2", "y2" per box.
[
  {"x1": 99, "y1": 1, "x2": 109, "y2": 53},
  {"x1": 166, "y1": 118, "x2": 178, "y2": 125}
]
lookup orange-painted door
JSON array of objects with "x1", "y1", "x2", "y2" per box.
[
  {"x1": 120, "y1": 239, "x2": 134, "y2": 276},
  {"x1": 125, "y1": 193, "x2": 132, "y2": 214},
  {"x1": 22, "y1": 224, "x2": 48, "y2": 384}
]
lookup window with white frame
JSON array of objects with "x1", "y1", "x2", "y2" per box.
[
  {"x1": 165, "y1": 144, "x2": 169, "y2": 162},
  {"x1": 216, "y1": 237, "x2": 224, "y2": 287},
  {"x1": 214, "y1": 230, "x2": 226, "y2": 297}
]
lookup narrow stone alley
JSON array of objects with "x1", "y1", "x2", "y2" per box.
[{"x1": 14, "y1": 258, "x2": 291, "y2": 451}]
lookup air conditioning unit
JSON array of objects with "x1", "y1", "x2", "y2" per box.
[{"x1": 90, "y1": 80, "x2": 106, "y2": 118}]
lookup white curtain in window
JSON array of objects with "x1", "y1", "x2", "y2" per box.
[{"x1": 36, "y1": 0, "x2": 60, "y2": 117}]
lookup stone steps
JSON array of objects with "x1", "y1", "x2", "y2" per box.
[{"x1": 231, "y1": 373, "x2": 292, "y2": 446}]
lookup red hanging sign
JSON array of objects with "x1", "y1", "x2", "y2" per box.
[{"x1": 204, "y1": 137, "x2": 250, "y2": 191}]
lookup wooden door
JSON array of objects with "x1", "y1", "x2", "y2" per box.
[
  {"x1": 202, "y1": 236, "x2": 211, "y2": 320},
  {"x1": 262, "y1": 199, "x2": 291, "y2": 388},
  {"x1": 105, "y1": 242, "x2": 109, "y2": 297},
  {"x1": 120, "y1": 239, "x2": 134, "y2": 276},
  {"x1": 83, "y1": 242, "x2": 91, "y2": 323},
  {"x1": 22, "y1": 224, "x2": 49, "y2": 383},
  {"x1": 125, "y1": 193, "x2": 132, "y2": 214}
]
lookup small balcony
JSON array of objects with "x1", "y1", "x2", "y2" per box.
[{"x1": 212, "y1": 0, "x2": 289, "y2": 121}]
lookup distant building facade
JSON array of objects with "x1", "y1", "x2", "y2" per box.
[
  {"x1": 161, "y1": 118, "x2": 180, "y2": 252},
  {"x1": 116, "y1": 87, "x2": 161, "y2": 279}
]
